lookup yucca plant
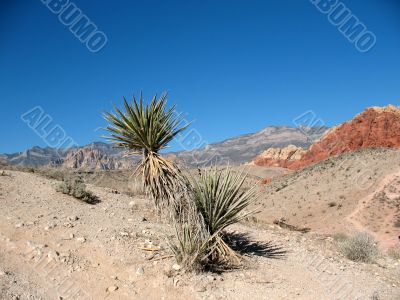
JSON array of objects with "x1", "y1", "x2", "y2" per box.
[
  {"x1": 168, "y1": 199, "x2": 215, "y2": 271},
  {"x1": 103, "y1": 93, "x2": 189, "y2": 208},
  {"x1": 191, "y1": 168, "x2": 259, "y2": 263}
]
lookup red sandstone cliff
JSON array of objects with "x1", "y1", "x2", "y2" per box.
[{"x1": 254, "y1": 105, "x2": 400, "y2": 170}]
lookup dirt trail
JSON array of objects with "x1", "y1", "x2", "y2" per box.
[
  {"x1": 347, "y1": 170, "x2": 400, "y2": 250},
  {"x1": 0, "y1": 171, "x2": 399, "y2": 299}
]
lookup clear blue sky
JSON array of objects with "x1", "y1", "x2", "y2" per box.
[{"x1": 1, "y1": 0, "x2": 400, "y2": 154}]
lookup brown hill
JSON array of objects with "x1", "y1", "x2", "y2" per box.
[{"x1": 254, "y1": 105, "x2": 400, "y2": 170}]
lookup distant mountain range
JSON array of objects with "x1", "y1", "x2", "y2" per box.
[{"x1": 0, "y1": 125, "x2": 328, "y2": 169}]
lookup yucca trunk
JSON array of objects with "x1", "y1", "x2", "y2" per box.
[{"x1": 135, "y1": 151, "x2": 188, "y2": 208}]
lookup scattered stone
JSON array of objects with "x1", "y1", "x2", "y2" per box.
[
  {"x1": 47, "y1": 251, "x2": 59, "y2": 261},
  {"x1": 206, "y1": 275, "x2": 216, "y2": 281},
  {"x1": 120, "y1": 232, "x2": 129, "y2": 237},
  {"x1": 106, "y1": 285, "x2": 118, "y2": 292},
  {"x1": 68, "y1": 216, "x2": 79, "y2": 221},
  {"x1": 76, "y1": 237, "x2": 86, "y2": 243},
  {"x1": 44, "y1": 223, "x2": 57, "y2": 231},
  {"x1": 0, "y1": 270, "x2": 6, "y2": 276},
  {"x1": 141, "y1": 217, "x2": 147, "y2": 222},
  {"x1": 136, "y1": 267, "x2": 144, "y2": 275},
  {"x1": 172, "y1": 264, "x2": 181, "y2": 271}
]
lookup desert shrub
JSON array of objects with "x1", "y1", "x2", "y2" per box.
[
  {"x1": 56, "y1": 176, "x2": 98, "y2": 204},
  {"x1": 328, "y1": 201, "x2": 337, "y2": 207},
  {"x1": 338, "y1": 232, "x2": 379, "y2": 263},
  {"x1": 333, "y1": 232, "x2": 348, "y2": 242},
  {"x1": 394, "y1": 217, "x2": 400, "y2": 228},
  {"x1": 388, "y1": 247, "x2": 400, "y2": 260},
  {"x1": 38, "y1": 168, "x2": 66, "y2": 181}
]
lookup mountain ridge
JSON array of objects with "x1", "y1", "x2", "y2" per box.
[{"x1": 1, "y1": 125, "x2": 329, "y2": 168}]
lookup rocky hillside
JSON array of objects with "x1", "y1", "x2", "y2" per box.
[
  {"x1": 252, "y1": 145, "x2": 305, "y2": 168},
  {"x1": 51, "y1": 147, "x2": 134, "y2": 170},
  {"x1": 1, "y1": 142, "x2": 123, "y2": 167},
  {"x1": 254, "y1": 105, "x2": 400, "y2": 169},
  {"x1": 169, "y1": 125, "x2": 327, "y2": 167}
]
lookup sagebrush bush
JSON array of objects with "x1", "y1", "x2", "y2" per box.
[
  {"x1": 338, "y1": 232, "x2": 379, "y2": 263},
  {"x1": 332, "y1": 232, "x2": 348, "y2": 242},
  {"x1": 56, "y1": 176, "x2": 98, "y2": 204}
]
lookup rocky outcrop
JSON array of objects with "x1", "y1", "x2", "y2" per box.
[
  {"x1": 255, "y1": 105, "x2": 400, "y2": 170},
  {"x1": 253, "y1": 145, "x2": 305, "y2": 168},
  {"x1": 52, "y1": 147, "x2": 133, "y2": 170}
]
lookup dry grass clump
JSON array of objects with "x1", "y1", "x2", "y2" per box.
[
  {"x1": 338, "y1": 232, "x2": 379, "y2": 263},
  {"x1": 56, "y1": 176, "x2": 98, "y2": 204}
]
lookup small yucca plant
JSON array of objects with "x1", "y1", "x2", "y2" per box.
[
  {"x1": 191, "y1": 168, "x2": 259, "y2": 263},
  {"x1": 103, "y1": 93, "x2": 189, "y2": 208},
  {"x1": 168, "y1": 200, "x2": 214, "y2": 271}
]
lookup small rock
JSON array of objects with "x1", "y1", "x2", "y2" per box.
[
  {"x1": 206, "y1": 275, "x2": 215, "y2": 281},
  {"x1": 129, "y1": 201, "x2": 136, "y2": 207},
  {"x1": 15, "y1": 223, "x2": 24, "y2": 228},
  {"x1": 0, "y1": 270, "x2": 6, "y2": 276},
  {"x1": 44, "y1": 223, "x2": 56, "y2": 231},
  {"x1": 76, "y1": 237, "x2": 86, "y2": 243},
  {"x1": 172, "y1": 264, "x2": 181, "y2": 271},
  {"x1": 119, "y1": 232, "x2": 129, "y2": 237},
  {"x1": 173, "y1": 278, "x2": 180, "y2": 286},
  {"x1": 69, "y1": 233, "x2": 74, "y2": 239},
  {"x1": 68, "y1": 216, "x2": 79, "y2": 221},
  {"x1": 106, "y1": 285, "x2": 118, "y2": 292},
  {"x1": 136, "y1": 267, "x2": 144, "y2": 275},
  {"x1": 47, "y1": 251, "x2": 59, "y2": 261}
]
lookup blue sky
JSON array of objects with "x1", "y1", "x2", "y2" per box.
[{"x1": 1, "y1": 0, "x2": 400, "y2": 154}]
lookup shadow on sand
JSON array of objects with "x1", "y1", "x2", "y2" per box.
[{"x1": 223, "y1": 232, "x2": 287, "y2": 259}]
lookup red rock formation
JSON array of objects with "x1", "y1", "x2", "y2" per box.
[{"x1": 255, "y1": 105, "x2": 400, "y2": 170}]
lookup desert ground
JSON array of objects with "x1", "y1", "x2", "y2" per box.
[{"x1": 1, "y1": 149, "x2": 400, "y2": 299}]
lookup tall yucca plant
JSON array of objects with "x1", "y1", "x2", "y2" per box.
[{"x1": 103, "y1": 93, "x2": 189, "y2": 207}]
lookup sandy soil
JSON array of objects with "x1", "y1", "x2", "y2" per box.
[{"x1": 0, "y1": 170, "x2": 399, "y2": 299}]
